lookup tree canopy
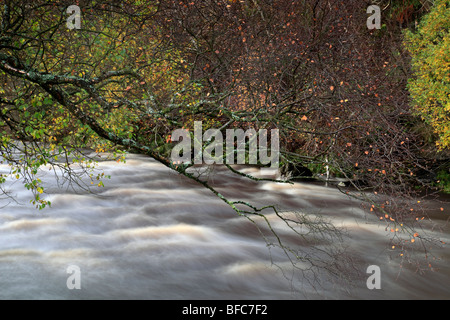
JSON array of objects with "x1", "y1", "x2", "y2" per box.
[{"x1": 0, "y1": 0, "x2": 448, "y2": 269}]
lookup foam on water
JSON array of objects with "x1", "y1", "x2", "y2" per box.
[{"x1": 0, "y1": 154, "x2": 449, "y2": 299}]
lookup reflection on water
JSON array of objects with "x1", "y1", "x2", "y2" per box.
[{"x1": 0, "y1": 154, "x2": 449, "y2": 299}]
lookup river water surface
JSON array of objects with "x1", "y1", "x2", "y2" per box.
[{"x1": 0, "y1": 153, "x2": 449, "y2": 299}]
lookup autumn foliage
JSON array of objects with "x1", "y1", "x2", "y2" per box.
[
  {"x1": 0, "y1": 0, "x2": 448, "y2": 216},
  {"x1": 404, "y1": 0, "x2": 450, "y2": 150}
]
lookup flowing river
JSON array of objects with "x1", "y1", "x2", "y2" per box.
[{"x1": 0, "y1": 153, "x2": 449, "y2": 300}]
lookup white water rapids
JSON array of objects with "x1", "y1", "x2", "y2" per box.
[{"x1": 0, "y1": 153, "x2": 449, "y2": 299}]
